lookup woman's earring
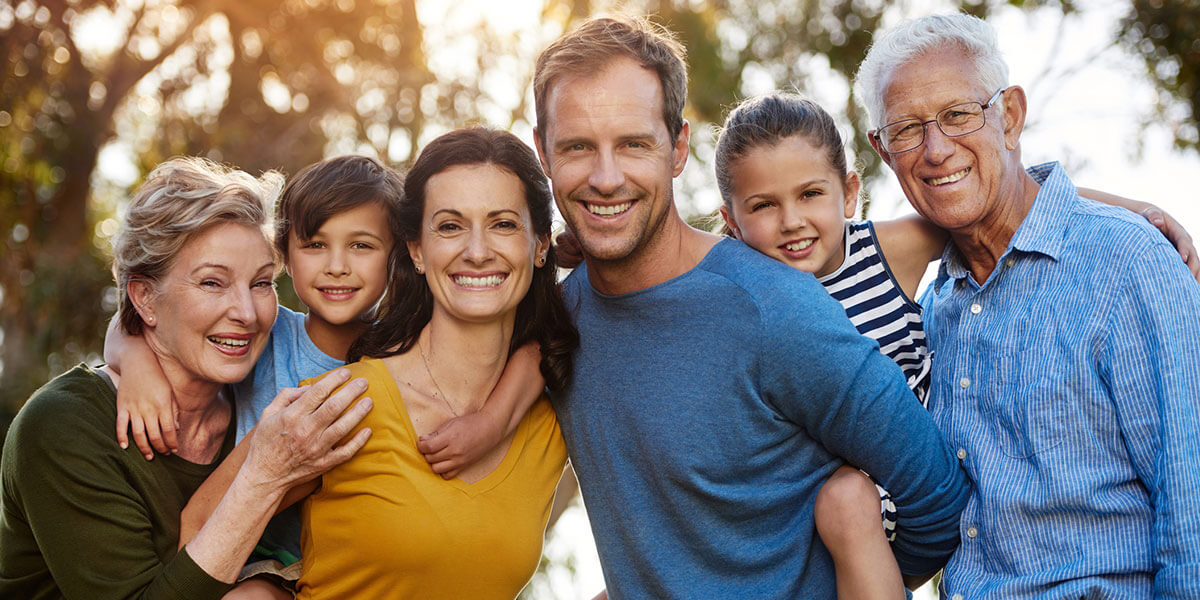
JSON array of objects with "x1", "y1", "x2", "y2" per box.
[
  {"x1": 415, "y1": 264, "x2": 424, "y2": 274},
  {"x1": 146, "y1": 315, "x2": 154, "y2": 324}
]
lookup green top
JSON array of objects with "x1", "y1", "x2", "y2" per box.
[{"x1": 0, "y1": 364, "x2": 236, "y2": 599}]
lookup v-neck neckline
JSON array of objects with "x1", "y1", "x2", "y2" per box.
[{"x1": 361, "y1": 357, "x2": 526, "y2": 497}]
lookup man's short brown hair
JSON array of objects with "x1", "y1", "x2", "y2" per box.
[{"x1": 533, "y1": 15, "x2": 688, "y2": 147}]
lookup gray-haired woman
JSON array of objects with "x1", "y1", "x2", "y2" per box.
[{"x1": 0, "y1": 157, "x2": 372, "y2": 599}]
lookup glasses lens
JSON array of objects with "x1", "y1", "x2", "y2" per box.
[
  {"x1": 937, "y1": 103, "x2": 985, "y2": 136},
  {"x1": 882, "y1": 120, "x2": 923, "y2": 153}
]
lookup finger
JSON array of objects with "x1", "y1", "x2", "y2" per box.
[
  {"x1": 310, "y1": 378, "x2": 369, "y2": 427},
  {"x1": 116, "y1": 410, "x2": 130, "y2": 449},
  {"x1": 297, "y1": 369, "x2": 355, "y2": 414},
  {"x1": 421, "y1": 446, "x2": 460, "y2": 465},
  {"x1": 317, "y1": 396, "x2": 374, "y2": 449},
  {"x1": 160, "y1": 416, "x2": 180, "y2": 454},
  {"x1": 264, "y1": 386, "x2": 306, "y2": 419},
  {"x1": 416, "y1": 432, "x2": 450, "y2": 455},
  {"x1": 428, "y1": 458, "x2": 460, "y2": 475},
  {"x1": 319, "y1": 427, "x2": 373, "y2": 471},
  {"x1": 130, "y1": 418, "x2": 154, "y2": 461},
  {"x1": 145, "y1": 418, "x2": 170, "y2": 455}
]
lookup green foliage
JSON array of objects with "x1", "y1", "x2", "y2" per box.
[{"x1": 1120, "y1": 0, "x2": 1200, "y2": 152}]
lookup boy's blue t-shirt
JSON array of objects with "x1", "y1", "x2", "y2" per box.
[{"x1": 234, "y1": 305, "x2": 343, "y2": 564}]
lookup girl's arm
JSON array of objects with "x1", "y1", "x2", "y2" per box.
[
  {"x1": 870, "y1": 216, "x2": 948, "y2": 301},
  {"x1": 417, "y1": 342, "x2": 546, "y2": 480},
  {"x1": 1077, "y1": 187, "x2": 1199, "y2": 280},
  {"x1": 874, "y1": 190, "x2": 1199, "y2": 300},
  {"x1": 104, "y1": 317, "x2": 179, "y2": 459}
]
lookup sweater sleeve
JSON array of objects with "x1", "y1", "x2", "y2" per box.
[
  {"x1": 1, "y1": 376, "x2": 232, "y2": 600},
  {"x1": 755, "y1": 275, "x2": 971, "y2": 576}
]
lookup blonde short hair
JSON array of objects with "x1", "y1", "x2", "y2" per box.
[{"x1": 112, "y1": 157, "x2": 283, "y2": 334}]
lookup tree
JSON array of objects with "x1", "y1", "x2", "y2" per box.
[{"x1": 1120, "y1": 0, "x2": 1200, "y2": 153}]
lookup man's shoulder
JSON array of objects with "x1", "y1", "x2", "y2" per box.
[
  {"x1": 698, "y1": 238, "x2": 829, "y2": 304},
  {"x1": 1068, "y1": 197, "x2": 1173, "y2": 260}
]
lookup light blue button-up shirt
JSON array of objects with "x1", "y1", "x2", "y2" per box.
[{"x1": 922, "y1": 162, "x2": 1200, "y2": 599}]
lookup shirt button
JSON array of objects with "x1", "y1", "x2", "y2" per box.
[
  {"x1": 959, "y1": 377, "x2": 971, "y2": 389},
  {"x1": 970, "y1": 303, "x2": 982, "y2": 314},
  {"x1": 1005, "y1": 258, "x2": 1015, "y2": 267},
  {"x1": 957, "y1": 448, "x2": 967, "y2": 460},
  {"x1": 952, "y1": 595, "x2": 964, "y2": 600},
  {"x1": 967, "y1": 526, "x2": 978, "y2": 538}
]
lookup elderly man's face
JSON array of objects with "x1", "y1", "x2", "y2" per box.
[
  {"x1": 534, "y1": 56, "x2": 689, "y2": 266},
  {"x1": 872, "y1": 46, "x2": 1022, "y2": 236}
]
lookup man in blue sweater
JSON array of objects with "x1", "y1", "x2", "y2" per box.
[{"x1": 531, "y1": 15, "x2": 970, "y2": 598}]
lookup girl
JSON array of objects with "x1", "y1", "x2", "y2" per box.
[{"x1": 714, "y1": 92, "x2": 1197, "y2": 598}]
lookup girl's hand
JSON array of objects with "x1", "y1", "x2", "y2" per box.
[
  {"x1": 417, "y1": 410, "x2": 506, "y2": 480},
  {"x1": 1140, "y1": 205, "x2": 1200, "y2": 281}
]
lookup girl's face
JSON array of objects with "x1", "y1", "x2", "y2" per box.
[{"x1": 720, "y1": 134, "x2": 860, "y2": 277}]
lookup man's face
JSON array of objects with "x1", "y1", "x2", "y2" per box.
[
  {"x1": 535, "y1": 56, "x2": 689, "y2": 267},
  {"x1": 871, "y1": 46, "x2": 1021, "y2": 236}
]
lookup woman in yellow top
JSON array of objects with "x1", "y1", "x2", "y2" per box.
[{"x1": 295, "y1": 128, "x2": 579, "y2": 600}]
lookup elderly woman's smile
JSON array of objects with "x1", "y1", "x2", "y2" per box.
[{"x1": 138, "y1": 222, "x2": 278, "y2": 387}]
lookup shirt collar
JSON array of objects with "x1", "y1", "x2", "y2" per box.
[{"x1": 933, "y1": 161, "x2": 1077, "y2": 291}]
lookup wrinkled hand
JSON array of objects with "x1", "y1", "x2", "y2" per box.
[
  {"x1": 417, "y1": 409, "x2": 504, "y2": 480},
  {"x1": 244, "y1": 368, "x2": 373, "y2": 489},
  {"x1": 555, "y1": 228, "x2": 584, "y2": 269},
  {"x1": 1142, "y1": 205, "x2": 1200, "y2": 281},
  {"x1": 116, "y1": 378, "x2": 179, "y2": 460}
]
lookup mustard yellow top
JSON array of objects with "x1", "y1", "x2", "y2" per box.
[{"x1": 295, "y1": 358, "x2": 567, "y2": 600}]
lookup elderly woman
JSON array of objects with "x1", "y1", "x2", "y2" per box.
[
  {"x1": 0, "y1": 157, "x2": 371, "y2": 599},
  {"x1": 292, "y1": 128, "x2": 578, "y2": 599}
]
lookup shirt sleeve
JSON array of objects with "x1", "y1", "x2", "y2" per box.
[
  {"x1": 1101, "y1": 242, "x2": 1200, "y2": 599},
  {"x1": 755, "y1": 276, "x2": 971, "y2": 576},
  {"x1": 4, "y1": 388, "x2": 232, "y2": 600}
]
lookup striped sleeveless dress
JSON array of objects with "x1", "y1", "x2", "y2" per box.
[
  {"x1": 818, "y1": 221, "x2": 931, "y2": 405},
  {"x1": 817, "y1": 220, "x2": 933, "y2": 541}
]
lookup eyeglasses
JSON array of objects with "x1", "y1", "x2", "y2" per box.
[{"x1": 873, "y1": 88, "x2": 1007, "y2": 154}]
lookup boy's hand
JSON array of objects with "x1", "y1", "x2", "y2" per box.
[
  {"x1": 1140, "y1": 205, "x2": 1200, "y2": 281},
  {"x1": 417, "y1": 409, "x2": 505, "y2": 480},
  {"x1": 115, "y1": 374, "x2": 179, "y2": 460}
]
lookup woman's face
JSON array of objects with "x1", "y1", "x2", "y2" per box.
[
  {"x1": 407, "y1": 163, "x2": 548, "y2": 328},
  {"x1": 137, "y1": 222, "x2": 278, "y2": 385}
]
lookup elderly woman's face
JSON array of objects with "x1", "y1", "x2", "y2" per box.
[
  {"x1": 139, "y1": 222, "x2": 278, "y2": 385},
  {"x1": 407, "y1": 163, "x2": 549, "y2": 327}
]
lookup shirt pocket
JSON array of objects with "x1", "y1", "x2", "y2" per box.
[{"x1": 987, "y1": 355, "x2": 1069, "y2": 459}]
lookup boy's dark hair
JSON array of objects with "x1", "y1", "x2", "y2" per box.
[
  {"x1": 714, "y1": 93, "x2": 850, "y2": 209},
  {"x1": 347, "y1": 128, "x2": 579, "y2": 393},
  {"x1": 274, "y1": 155, "x2": 404, "y2": 262}
]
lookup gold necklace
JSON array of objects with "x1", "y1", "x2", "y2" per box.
[{"x1": 418, "y1": 337, "x2": 460, "y2": 417}]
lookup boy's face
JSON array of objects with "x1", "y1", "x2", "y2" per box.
[{"x1": 287, "y1": 202, "x2": 393, "y2": 335}]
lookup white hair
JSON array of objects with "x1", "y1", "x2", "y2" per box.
[{"x1": 854, "y1": 13, "x2": 1010, "y2": 127}]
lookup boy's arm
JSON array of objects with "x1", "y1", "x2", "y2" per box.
[
  {"x1": 417, "y1": 342, "x2": 546, "y2": 479},
  {"x1": 1078, "y1": 187, "x2": 1199, "y2": 280},
  {"x1": 104, "y1": 316, "x2": 179, "y2": 459}
]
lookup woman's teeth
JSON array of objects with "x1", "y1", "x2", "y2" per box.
[
  {"x1": 586, "y1": 202, "x2": 632, "y2": 216},
  {"x1": 208, "y1": 336, "x2": 249, "y2": 348},
  {"x1": 784, "y1": 239, "x2": 815, "y2": 251},
  {"x1": 454, "y1": 274, "x2": 505, "y2": 287}
]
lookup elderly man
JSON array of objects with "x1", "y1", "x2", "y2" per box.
[
  {"x1": 856, "y1": 13, "x2": 1200, "y2": 599},
  {"x1": 532, "y1": 15, "x2": 969, "y2": 598}
]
